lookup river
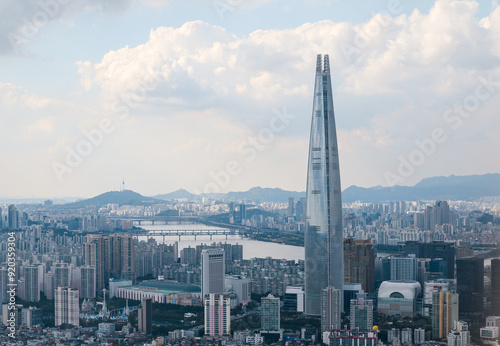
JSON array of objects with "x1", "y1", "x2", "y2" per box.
[{"x1": 137, "y1": 224, "x2": 305, "y2": 261}]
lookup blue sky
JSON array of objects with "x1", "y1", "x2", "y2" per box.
[{"x1": 1, "y1": 0, "x2": 500, "y2": 198}]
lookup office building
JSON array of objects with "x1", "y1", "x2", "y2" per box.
[
  {"x1": 456, "y1": 257, "x2": 484, "y2": 315},
  {"x1": 343, "y1": 283, "x2": 363, "y2": 314},
  {"x1": 261, "y1": 294, "x2": 280, "y2": 332},
  {"x1": 404, "y1": 241, "x2": 455, "y2": 279},
  {"x1": 390, "y1": 255, "x2": 418, "y2": 281},
  {"x1": 225, "y1": 275, "x2": 251, "y2": 305},
  {"x1": 231, "y1": 243, "x2": 243, "y2": 261},
  {"x1": 0, "y1": 267, "x2": 8, "y2": 303},
  {"x1": 24, "y1": 266, "x2": 39, "y2": 302},
  {"x1": 201, "y1": 248, "x2": 225, "y2": 298},
  {"x1": 480, "y1": 316, "x2": 500, "y2": 340},
  {"x1": 305, "y1": 54, "x2": 344, "y2": 315},
  {"x1": 8, "y1": 205, "x2": 19, "y2": 230},
  {"x1": 283, "y1": 286, "x2": 304, "y2": 312},
  {"x1": 138, "y1": 298, "x2": 152, "y2": 336},
  {"x1": 55, "y1": 287, "x2": 79, "y2": 327},
  {"x1": 288, "y1": 197, "x2": 294, "y2": 217},
  {"x1": 350, "y1": 297, "x2": 373, "y2": 331},
  {"x1": 21, "y1": 307, "x2": 43, "y2": 328},
  {"x1": 344, "y1": 238, "x2": 375, "y2": 293},
  {"x1": 204, "y1": 293, "x2": 230, "y2": 337},
  {"x1": 491, "y1": 259, "x2": 500, "y2": 316},
  {"x1": 431, "y1": 289, "x2": 459, "y2": 340},
  {"x1": 321, "y1": 286, "x2": 342, "y2": 332}
]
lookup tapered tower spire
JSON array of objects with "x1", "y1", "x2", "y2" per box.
[{"x1": 304, "y1": 54, "x2": 343, "y2": 315}]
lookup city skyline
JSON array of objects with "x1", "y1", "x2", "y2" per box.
[{"x1": 2, "y1": 0, "x2": 500, "y2": 198}]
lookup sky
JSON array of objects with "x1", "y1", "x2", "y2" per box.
[{"x1": 1, "y1": 0, "x2": 500, "y2": 198}]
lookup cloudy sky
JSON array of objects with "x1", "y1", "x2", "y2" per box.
[{"x1": 1, "y1": 0, "x2": 500, "y2": 198}]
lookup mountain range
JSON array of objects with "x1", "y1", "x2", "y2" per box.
[
  {"x1": 154, "y1": 187, "x2": 305, "y2": 203},
  {"x1": 55, "y1": 173, "x2": 500, "y2": 207},
  {"x1": 342, "y1": 173, "x2": 500, "y2": 203}
]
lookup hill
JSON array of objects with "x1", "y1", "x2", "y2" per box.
[{"x1": 62, "y1": 190, "x2": 165, "y2": 208}]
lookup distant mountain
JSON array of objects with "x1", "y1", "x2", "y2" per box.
[
  {"x1": 155, "y1": 189, "x2": 197, "y2": 200},
  {"x1": 62, "y1": 190, "x2": 165, "y2": 208},
  {"x1": 155, "y1": 186, "x2": 305, "y2": 203},
  {"x1": 343, "y1": 173, "x2": 500, "y2": 203}
]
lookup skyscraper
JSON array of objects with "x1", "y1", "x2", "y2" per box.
[
  {"x1": 201, "y1": 248, "x2": 225, "y2": 298},
  {"x1": 305, "y1": 54, "x2": 343, "y2": 315},
  {"x1": 55, "y1": 287, "x2": 79, "y2": 327}
]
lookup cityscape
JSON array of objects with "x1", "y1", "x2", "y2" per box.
[{"x1": 2, "y1": 1, "x2": 500, "y2": 346}]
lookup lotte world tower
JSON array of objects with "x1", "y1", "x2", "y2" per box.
[{"x1": 304, "y1": 54, "x2": 344, "y2": 315}]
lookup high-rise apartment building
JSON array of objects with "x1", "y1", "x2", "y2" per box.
[
  {"x1": 54, "y1": 263, "x2": 70, "y2": 288},
  {"x1": 55, "y1": 287, "x2": 79, "y2": 327},
  {"x1": 24, "y1": 266, "x2": 39, "y2": 302},
  {"x1": 350, "y1": 297, "x2": 373, "y2": 331},
  {"x1": 138, "y1": 298, "x2": 152, "y2": 336},
  {"x1": 447, "y1": 321, "x2": 470, "y2": 346},
  {"x1": 431, "y1": 290, "x2": 459, "y2": 340},
  {"x1": 305, "y1": 54, "x2": 343, "y2": 315},
  {"x1": 261, "y1": 294, "x2": 280, "y2": 332},
  {"x1": 180, "y1": 246, "x2": 196, "y2": 265},
  {"x1": 109, "y1": 234, "x2": 135, "y2": 282},
  {"x1": 321, "y1": 286, "x2": 342, "y2": 332},
  {"x1": 344, "y1": 239, "x2": 375, "y2": 293},
  {"x1": 80, "y1": 266, "x2": 96, "y2": 299},
  {"x1": 84, "y1": 235, "x2": 109, "y2": 291},
  {"x1": 201, "y1": 248, "x2": 225, "y2": 298},
  {"x1": 204, "y1": 293, "x2": 230, "y2": 337}
]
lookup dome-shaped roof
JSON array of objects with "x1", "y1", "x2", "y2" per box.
[{"x1": 378, "y1": 280, "x2": 421, "y2": 300}]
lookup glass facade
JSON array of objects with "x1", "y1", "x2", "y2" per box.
[{"x1": 305, "y1": 54, "x2": 343, "y2": 315}]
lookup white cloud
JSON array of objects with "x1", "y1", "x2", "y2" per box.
[{"x1": 2, "y1": 0, "x2": 500, "y2": 197}]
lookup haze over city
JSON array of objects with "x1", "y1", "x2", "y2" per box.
[{"x1": 2, "y1": 0, "x2": 500, "y2": 198}]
